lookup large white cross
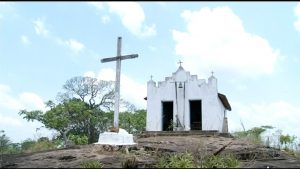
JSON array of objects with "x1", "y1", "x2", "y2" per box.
[{"x1": 101, "y1": 37, "x2": 138, "y2": 129}]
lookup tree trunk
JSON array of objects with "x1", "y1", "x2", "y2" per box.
[
  {"x1": 88, "y1": 124, "x2": 98, "y2": 144},
  {"x1": 61, "y1": 130, "x2": 68, "y2": 148}
]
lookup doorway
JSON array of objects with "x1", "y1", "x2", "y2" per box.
[
  {"x1": 190, "y1": 100, "x2": 202, "y2": 130},
  {"x1": 162, "y1": 101, "x2": 173, "y2": 131}
]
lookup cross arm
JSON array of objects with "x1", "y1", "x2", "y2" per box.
[{"x1": 101, "y1": 54, "x2": 138, "y2": 63}]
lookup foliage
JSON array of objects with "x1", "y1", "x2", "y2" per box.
[
  {"x1": 121, "y1": 155, "x2": 138, "y2": 168},
  {"x1": 80, "y1": 160, "x2": 104, "y2": 168},
  {"x1": 156, "y1": 152, "x2": 195, "y2": 168},
  {"x1": 60, "y1": 76, "x2": 115, "y2": 111},
  {"x1": 20, "y1": 98, "x2": 93, "y2": 145},
  {"x1": 201, "y1": 154, "x2": 239, "y2": 168},
  {"x1": 280, "y1": 134, "x2": 297, "y2": 150},
  {"x1": 19, "y1": 76, "x2": 146, "y2": 145},
  {"x1": 233, "y1": 126, "x2": 274, "y2": 144},
  {"x1": 21, "y1": 138, "x2": 57, "y2": 153},
  {"x1": 19, "y1": 76, "x2": 116, "y2": 144},
  {"x1": 68, "y1": 134, "x2": 88, "y2": 145},
  {"x1": 5, "y1": 143, "x2": 22, "y2": 154},
  {"x1": 0, "y1": 130, "x2": 22, "y2": 154},
  {"x1": 0, "y1": 130, "x2": 11, "y2": 153},
  {"x1": 21, "y1": 139, "x2": 36, "y2": 152},
  {"x1": 119, "y1": 109, "x2": 146, "y2": 134}
]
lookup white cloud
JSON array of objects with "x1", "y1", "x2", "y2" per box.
[
  {"x1": 156, "y1": 2, "x2": 166, "y2": 6},
  {"x1": 19, "y1": 92, "x2": 47, "y2": 112},
  {"x1": 0, "y1": 84, "x2": 46, "y2": 112},
  {"x1": 0, "y1": 114, "x2": 22, "y2": 127},
  {"x1": 148, "y1": 45, "x2": 157, "y2": 51},
  {"x1": 87, "y1": 2, "x2": 104, "y2": 10},
  {"x1": 0, "y1": 84, "x2": 23, "y2": 110},
  {"x1": 228, "y1": 100, "x2": 300, "y2": 138},
  {"x1": 0, "y1": 2, "x2": 15, "y2": 20},
  {"x1": 83, "y1": 71, "x2": 96, "y2": 78},
  {"x1": 294, "y1": 2, "x2": 300, "y2": 32},
  {"x1": 64, "y1": 39, "x2": 85, "y2": 54},
  {"x1": 101, "y1": 15, "x2": 110, "y2": 24},
  {"x1": 33, "y1": 18, "x2": 49, "y2": 37},
  {"x1": 172, "y1": 6, "x2": 280, "y2": 77},
  {"x1": 87, "y1": 2, "x2": 156, "y2": 37},
  {"x1": 0, "y1": 84, "x2": 10, "y2": 92},
  {"x1": 33, "y1": 18, "x2": 85, "y2": 54},
  {"x1": 85, "y1": 68, "x2": 146, "y2": 109},
  {"x1": 107, "y1": 2, "x2": 156, "y2": 37},
  {"x1": 21, "y1": 35, "x2": 30, "y2": 45},
  {"x1": 56, "y1": 38, "x2": 85, "y2": 54},
  {"x1": 0, "y1": 84, "x2": 51, "y2": 142}
]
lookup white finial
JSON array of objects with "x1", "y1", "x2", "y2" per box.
[
  {"x1": 150, "y1": 75, "x2": 153, "y2": 80},
  {"x1": 211, "y1": 71, "x2": 214, "y2": 76}
]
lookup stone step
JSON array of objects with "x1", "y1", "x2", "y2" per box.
[{"x1": 137, "y1": 130, "x2": 233, "y2": 138}]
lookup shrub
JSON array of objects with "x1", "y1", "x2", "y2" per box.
[
  {"x1": 201, "y1": 154, "x2": 239, "y2": 168},
  {"x1": 80, "y1": 160, "x2": 103, "y2": 168},
  {"x1": 21, "y1": 138, "x2": 57, "y2": 153},
  {"x1": 30, "y1": 140, "x2": 56, "y2": 152},
  {"x1": 68, "y1": 134, "x2": 88, "y2": 145},
  {"x1": 233, "y1": 126, "x2": 273, "y2": 145},
  {"x1": 156, "y1": 152, "x2": 195, "y2": 168},
  {"x1": 121, "y1": 156, "x2": 138, "y2": 168},
  {"x1": 21, "y1": 139, "x2": 36, "y2": 152}
]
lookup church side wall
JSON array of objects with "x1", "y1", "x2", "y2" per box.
[
  {"x1": 146, "y1": 82, "x2": 157, "y2": 131},
  {"x1": 217, "y1": 98, "x2": 226, "y2": 131}
]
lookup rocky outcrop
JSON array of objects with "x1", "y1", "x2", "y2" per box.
[{"x1": 1, "y1": 134, "x2": 300, "y2": 168}]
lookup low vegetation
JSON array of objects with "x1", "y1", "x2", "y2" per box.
[
  {"x1": 155, "y1": 152, "x2": 195, "y2": 168},
  {"x1": 121, "y1": 155, "x2": 138, "y2": 168},
  {"x1": 80, "y1": 160, "x2": 103, "y2": 168},
  {"x1": 155, "y1": 152, "x2": 239, "y2": 168},
  {"x1": 232, "y1": 125, "x2": 300, "y2": 158},
  {"x1": 200, "y1": 154, "x2": 239, "y2": 168}
]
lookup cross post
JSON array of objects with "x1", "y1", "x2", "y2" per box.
[{"x1": 101, "y1": 37, "x2": 138, "y2": 130}]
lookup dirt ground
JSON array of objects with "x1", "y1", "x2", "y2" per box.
[{"x1": 2, "y1": 133, "x2": 300, "y2": 168}]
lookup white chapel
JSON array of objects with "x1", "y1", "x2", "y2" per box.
[{"x1": 145, "y1": 64, "x2": 231, "y2": 132}]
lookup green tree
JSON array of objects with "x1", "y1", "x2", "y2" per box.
[
  {"x1": 0, "y1": 130, "x2": 11, "y2": 153},
  {"x1": 6, "y1": 143, "x2": 21, "y2": 154},
  {"x1": 57, "y1": 76, "x2": 115, "y2": 143},
  {"x1": 119, "y1": 109, "x2": 146, "y2": 134},
  {"x1": 19, "y1": 98, "x2": 90, "y2": 147},
  {"x1": 279, "y1": 134, "x2": 297, "y2": 150},
  {"x1": 0, "y1": 130, "x2": 21, "y2": 155},
  {"x1": 19, "y1": 76, "x2": 140, "y2": 145}
]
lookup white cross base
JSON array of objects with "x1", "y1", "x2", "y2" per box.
[{"x1": 94, "y1": 128, "x2": 136, "y2": 146}]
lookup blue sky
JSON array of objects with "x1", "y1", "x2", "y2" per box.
[{"x1": 1, "y1": 2, "x2": 300, "y2": 143}]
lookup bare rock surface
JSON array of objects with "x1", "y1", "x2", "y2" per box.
[{"x1": 2, "y1": 134, "x2": 300, "y2": 168}]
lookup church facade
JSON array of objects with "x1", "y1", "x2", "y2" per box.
[{"x1": 146, "y1": 65, "x2": 231, "y2": 132}]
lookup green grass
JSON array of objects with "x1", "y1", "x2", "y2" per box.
[
  {"x1": 22, "y1": 140, "x2": 58, "y2": 153},
  {"x1": 121, "y1": 155, "x2": 138, "y2": 168},
  {"x1": 80, "y1": 160, "x2": 104, "y2": 168},
  {"x1": 200, "y1": 154, "x2": 240, "y2": 168},
  {"x1": 155, "y1": 152, "x2": 195, "y2": 168}
]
